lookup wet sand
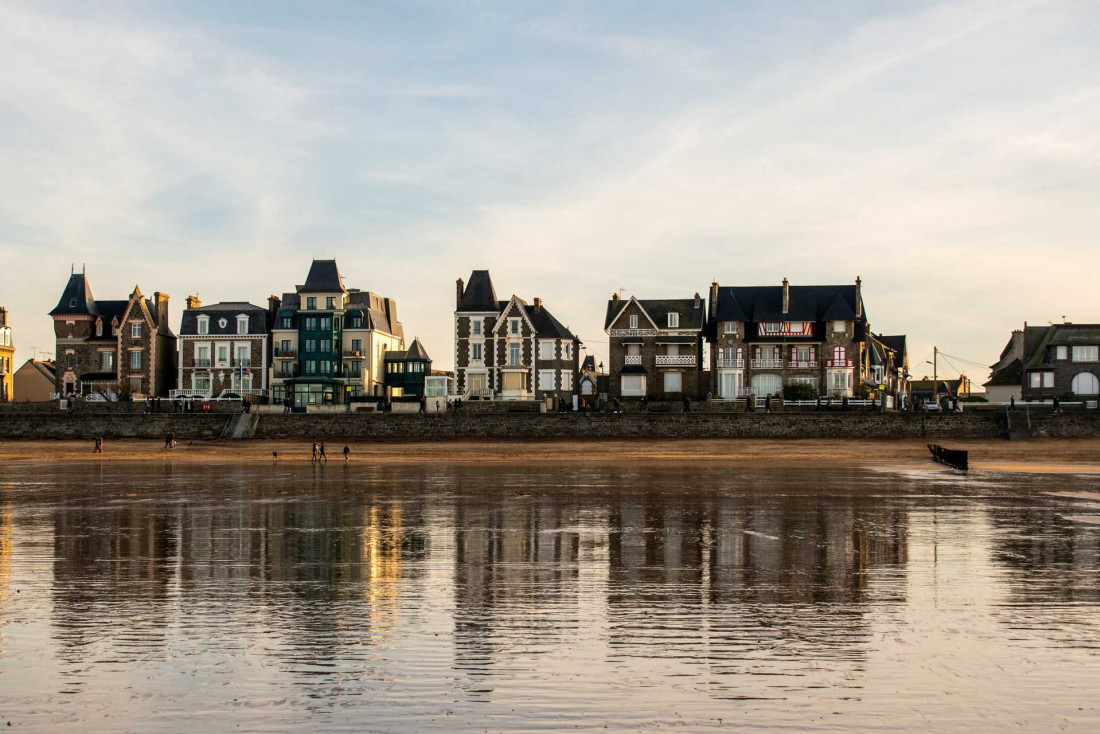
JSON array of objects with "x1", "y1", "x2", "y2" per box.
[{"x1": 1, "y1": 437, "x2": 1099, "y2": 472}]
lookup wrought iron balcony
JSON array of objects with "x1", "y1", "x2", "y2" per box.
[
  {"x1": 624, "y1": 355, "x2": 642, "y2": 366},
  {"x1": 273, "y1": 348, "x2": 296, "y2": 358}
]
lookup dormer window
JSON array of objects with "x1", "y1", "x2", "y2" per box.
[
  {"x1": 724, "y1": 322, "x2": 736, "y2": 335},
  {"x1": 629, "y1": 315, "x2": 638, "y2": 329},
  {"x1": 668, "y1": 312, "x2": 679, "y2": 328},
  {"x1": 96, "y1": 321, "x2": 103, "y2": 337},
  {"x1": 197, "y1": 316, "x2": 209, "y2": 335},
  {"x1": 237, "y1": 316, "x2": 248, "y2": 335},
  {"x1": 69, "y1": 298, "x2": 76, "y2": 308},
  {"x1": 509, "y1": 318, "x2": 520, "y2": 335}
]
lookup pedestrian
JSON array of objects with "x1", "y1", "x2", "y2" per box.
[
  {"x1": 1010, "y1": 396, "x2": 1016, "y2": 410},
  {"x1": 93, "y1": 436, "x2": 103, "y2": 454},
  {"x1": 682, "y1": 395, "x2": 691, "y2": 413},
  {"x1": 1053, "y1": 396, "x2": 1060, "y2": 413},
  {"x1": 842, "y1": 395, "x2": 849, "y2": 411},
  {"x1": 170, "y1": 430, "x2": 176, "y2": 448},
  {"x1": 312, "y1": 441, "x2": 319, "y2": 462},
  {"x1": 164, "y1": 431, "x2": 173, "y2": 450},
  {"x1": 343, "y1": 445, "x2": 350, "y2": 462},
  {"x1": 319, "y1": 442, "x2": 328, "y2": 462},
  {"x1": 419, "y1": 395, "x2": 427, "y2": 413},
  {"x1": 765, "y1": 394, "x2": 771, "y2": 413}
]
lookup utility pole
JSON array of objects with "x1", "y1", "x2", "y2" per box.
[{"x1": 933, "y1": 346, "x2": 938, "y2": 408}]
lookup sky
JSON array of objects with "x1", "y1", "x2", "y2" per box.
[{"x1": 2, "y1": 0, "x2": 1099, "y2": 380}]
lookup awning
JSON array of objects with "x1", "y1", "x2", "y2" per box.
[
  {"x1": 622, "y1": 337, "x2": 644, "y2": 344},
  {"x1": 619, "y1": 365, "x2": 648, "y2": 375},
  {"x1": 656, "y1": 336, "x2": 696, "y2": 344}
]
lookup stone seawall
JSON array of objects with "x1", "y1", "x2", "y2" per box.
[{"x1": 3, "y1": 411, "x2": 1100, "y2": 441}]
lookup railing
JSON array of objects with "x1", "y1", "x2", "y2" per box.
[
  {"x1": 656, "y1": 355, "x2": 696, "y2": 366},
  {"x1": 787, "y1": 360, "x2": 819, "y2": 369},
  {"x1": 343, "y1": 350, "x2": 364, "y2": 358},
  {"x1": 221, "y1": 388, "x2": 268, "y2": 398},
  {"x1": 750, "y1": 359, "x2": 784, "y2": 369},
  {"x1": 274, "y1": 349, "x2": 296, "y2": 358},
  {"x1": 716, "y1": 358, "x2": 744, "y2": 369},
  {"x1": 170, "y1": 388, "x2": 212, "y2": 399},
  {"x1": 193, "y1": 359, "x2": 212, "y2": 368},
  {"x1": 232, "y1": 358, "x2": 252, "y2": 367},
  {"x1": 624, "y1": 355, "x2": 642, "y2": 366},
  {"x1": 825, "y1": 359, "x2": 854, "y2": 367}
]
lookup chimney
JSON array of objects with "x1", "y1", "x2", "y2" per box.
[
  {"x1": 781, "y1": 278, "x2": 789, "y2": 315},
  {"x1": 456, "y1": 278, "x2": 465, "y2": 309},
  {"x1": 693, "y1": 292, "x2": 701, "y2": 309},
  {"x1": 612, "y1": 292, "x2": 620, "y2": 303},
  {"x1": 533, "y1": 297, "x2": 542, "y2": 313},
  {"x1": 185, "y1": 295, "x2": 202, "y2": 310},
  {"x1": 268, "y1": 295, "x2": 281, "y2": 320},
  {"x1": 0, "y1": 306, "x2": 6, "y2": 328},
  {"x1": 855, "y1": 276, "x2": 862, "y2": 318},
  {"x1": 709, "y1": 281, "x2": 718, "y2": 317},
  {"x1": 153, "y1": 292, "x2": 169, "y2": 328}
]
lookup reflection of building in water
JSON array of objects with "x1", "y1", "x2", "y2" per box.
[{"x1": 0, "y1": 501, "x2": 11, "y2": 610}]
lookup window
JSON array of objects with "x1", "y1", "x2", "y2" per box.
[
  {"x1": 663, "y1": 372, "x2": 682, "y2": 393},
  {"x1": 320, "y1": 339, "x2": 332, "y2": 353},
  {"x1": 539, "y1": 370, "x2": 556, "y2": 390},
  {"x1": 282, "y1": 317, "x2": 292, "y2": 329},
  {"x1": 320, "y1": 360, "x2": 332, "y2": 375},
  {"x1": 306, "y1": 360, "x2": 317, "y2": 375},
  {"x1": 561, "y1": 371, "x2": 573, "y2": 391},
  {"x1": 130, "y1": 351, "x2": 141, "y2": 370},
  {"x1": 510, "y1": 318, "x2": 521, "y2": 335},
  {"x1": 509, "y1": 342, "x2": 521, "y2": 366},
  {"x1": 540, "y1": 341, "x2": 555, "y2": 360},
  {"x1": 100, "y1": 352, "x2": 113, "y2": 370},
  {"x1": 1072, "y1": 372, "x2": 1100, "y2": 395},
  {"x1": 197, "y1": 317, "x2": 209, "y2": 335},
  {"x1": 66, "y1": 354, "x2": 73, "y2": 368},
  {"x1": 351, "y1": 339, "x2": 362, "y2": 353},
  {"x1": 1072, "y1": 346, "x2": 1098, "y2": 363},
  {"x1": 69, "y1": 298, "x2": 77, "y2": 307},
  {"x1": 305, "y1": 339, "x2": 317, "y2": 352},
  {"x1": 724, "y1": 322, "x2": 736, "y2": 334},
  {"x1": 194, "y1": 374, "x2": 211, "y2": 391},
  {"x1": 719, "y1": 372, "x2": 742, "y2": 398},
  {"x1": 281, "y1": 363, "x2": 294, "y2": 377},
  {"x1": 217, "y1": 345, "x2": 229, "y2": 364},
  {"x1": 131, "y1": 323, "x2": 142, "y2": 339},
  {"x1": 764, "y1": 322, "x2": 781, "y2": 334},
  {"x1": 67, "y1": 323, "x2": 74, "y2": 338},
  {"x1": 1029, "y1": 371, "x2": 1054, "y2": 388},
  {"x1": 326, "y1": 297, "x2": 336, "y2": 309},
  {"x1": 752, "y1": 373, "x2": 782, "y2": 396},
  {"x1": 305, "y1": 317, "x2": 317, "y2": 331},
  {"x1": 196, "y1": 346, "x2": 210, "y2": 366},
  {"x1": 472, "y1": 320, "x2": 482, "y2": 336},
  {"x1": 833, "y1": 346, "x2": 847, "y2": 363},
  {"x1": 668, "y1": 312, "x2": 679, "y2": 328},
  {"x1": 621, "y1": 375, "x2": 645, "y2": 396},
  {"x1": 563, "y1": 343, "x2": 573, "y2": 360},
  {"x1": 237, "y1": 316, "x2": 248, "y2": 335},
  {"x1": 627, "y1": 344, "x2": 641, "y2": 357},
  {"x1": 307, "y1": 297, "x2": 316, "y2": 309},
  {"x1": 236, "y1": 346, "x2": 250, "y2": 366},
  {"x1": 280, "y1": 340, "x2": 291, "y2": 354},
  {"x1": 831, "y1": 372, "x2": 851, "y2": 390},
  {"x1": 833, "y1": 321, "x2": 846, "y2": 333},
  {"x1": 352, "y1": 361, "x2": 361, "y2": 376},
  {"x1": 96, "y1": 321, "x2": 103, "y2": 337},
  {"x1": 1056, "y1": 345, "x2": 1068, "y2": 360},
  {"x1": 472, "y1": 343, "x2": 483, "y2": 361}
]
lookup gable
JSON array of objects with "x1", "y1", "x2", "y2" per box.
[
  {"x1": 606, "y1": 298, "x2": 658, "y2": 332},
  {"x1": 492, "y1": 296, "x2": 536, "y2": 335}
]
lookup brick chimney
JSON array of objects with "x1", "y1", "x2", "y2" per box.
[
  {"x1": 709, "y1": 282, "x2": 718, "y2": 316},
  {"x1": 0, "y1": 306, "x2": 6, "y2": 328},
  {"x1": 855, "y1": 276, "x2": 862, "y2": 318},
  {"x1": 693, "y1": 292, "x2": 701, "y2": 309},
  {"x1": 153, "y1": 292, "x2": 170, "y2": 329},
  {"x1": 533, "y1": 297, "x2": 542, "y2": 313},
  {"x1": 782, "y1": 278, "x2": 789, "y2": 314},
  {"x1": 267, "y1": 295, "x2": 281, "y2": 321},
  {"x1": 612, "y1": 292, "x2": 620, "y2": 303},
  {"x1": 456, "y1": 278, "x2": 465, "y2": 309},
  {"x1": 185, "y1": 295, "x2": 202, "y2": 310}
]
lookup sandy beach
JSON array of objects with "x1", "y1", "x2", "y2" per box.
[{"x1": 1, "y1": 437, "x2": 1099, "y2": 472}]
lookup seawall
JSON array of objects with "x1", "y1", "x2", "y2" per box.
[{"x1": 2, "y1": 409, "x2": 1100, "y2": 441}]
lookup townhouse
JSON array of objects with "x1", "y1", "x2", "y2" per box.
[
  {"x1": 604, "y1": 293, "x2": 707, "y2": 401},
  {"x1": 174, "y1": 297, "x2": 277, "y2": 401}
]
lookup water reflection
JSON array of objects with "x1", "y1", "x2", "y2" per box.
[{"x1": 2, "y1": 463, "x2": 1099, "y2": 730}]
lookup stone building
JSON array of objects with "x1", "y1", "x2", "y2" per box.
[
  {"x1": 270, "y1": 260, "x2": 405, "y2": 407},
  {"x1": 604, "y1": 293, "x2": 707, "y2": 401},
  {"x1": 704, "y1": 278, "x2": 870, "y2": 400},
  {"x1": 13, "y1": 359, "x2": 56, "y2": 402},
  {"x1": 454, "y1": 270, "x2": 580, "y2": 402},
  {"x1": 984, "y1": 330, "x2": 1023, "y2": 403},
  {"x1": 49, "y1": 271, "x2": 176, "y2": 397},
  {"x1": 1020, "y1": 322, "x2": 1100, "y2": 401},
  {"x1": 0, "y1": 307, "x2": 13, "y2": 402},
  {"x1": 174, "y1": 297, "x2": 277, "y2": 401}
]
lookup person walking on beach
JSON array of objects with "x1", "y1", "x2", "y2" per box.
[
  {"x1": 312, "y1": 442, "x2": 319, "y2": 462},
  {"x1": 164, "y1": 431, "x2": 173, "y2": 450},
  {"x1": 93, "y1": 436, "x2": 103, "y2": 454},
  {"x1": 343, "y1": 445, "x2": 350, "y2": 462},
  {"x1": 319, "y1": 442, "x2": 328, "y2": 462}
]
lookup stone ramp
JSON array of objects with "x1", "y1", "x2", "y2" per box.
[{"x1": 222, "y1": 413, "x2": 259, "y2": 439}]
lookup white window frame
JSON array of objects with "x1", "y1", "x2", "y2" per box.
[
  {"x1": 833, "y1": 321, "x2": 846, "y2": 333},
  {"x1": 509, "y1": 318, "x2": 521, "y2": 335},
  {"x1": 509, "y1": 342, "x2": 521, "y2": 366},
  {"x1": 197, "y1": 316, "x2": 209, "y2": 335},
  {"x1": 129, "y1": 350, "x2": 141, "y2": 370},
  {"x1": 471, "y1": 343, "x2": 483, "y2": 361},
  {"x1": 539, "y1": 370, "x2": 556, "y2": 391},
  {"x1": 131, "y1": 322, "x2": 142, "y2": 339},
  {"x1": 724, "y1": 322, "x2": 736, "y2": 335},
  {"x1": 237, "y1": 316, "x2": 248, "y2": 335},
  {"x1": 668, "y1": 312, "x2": 679, "y2": 328},
  {"x1": 621, "y1": 375, "x2": 645, "y2": 397},
  {"x1": 563, "y1": 342, "x2": 572, "y2": 360},
  {"x1": 1071, "y1": 372, "x2": 1100, "y2": 395},
  {"x1": 629, "y1": 314, "x2": 638, "y2": 329},
  {"x1": 1072, "y1": 346, "x2": 1098, "y2": 363},
  {"x1": 1056, "y1": 345, "x2": 1068, "y2": 360},
  {"x1": 472, "y1": 320, "x2": 482, "y2": 336},
  {"x1": 561, "y1": 370, "x2": 573, "y2": 391},
  {"x1": 539, "y1": 340, "x2": 556, "y2": 361}
]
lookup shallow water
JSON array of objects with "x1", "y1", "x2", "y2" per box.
[{"x1": 1, "y1": 461, "x2": 1099, "y2": 732}]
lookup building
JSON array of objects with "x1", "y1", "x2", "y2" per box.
[
  {"x1": 424, "y1": 371, "x2": 454, "y2": 412},
  {"x1": 454, "y1": 270, "x2": 580, "y2": 401},
  {"x1": 605, "y1": 292, "x2": 706, "y2": 401},
  {"x1": 174, "y1": 297, "x2": 277, "y2": 401},
  {"x1": 0, "y1": 307, "x2": 12, "y2": 402},
  {"x1": 704, "y1": 278, "x2": 868, "y2": 400},
  {"x1": 869, "y1": 334, "x2": 910, "y2": 407},
  {"x1": 13, "y1": 359, "x2": 56, "y2": 402},
  {"x1": 383, "y1": 338, "x2": 432, "y2": 398},
  {"x1": 49, "y1": 270, "x2": 176, "y2": 397},
  {"x1": 577, "y1": 354, "x2": 607, "y2": 409},
  {"x1": 910, "y1": 376, "x2": 973, "y2": 403},
  {"x1": 271, "y1": 260, "x2": 405, "y2": 407},
  {"x1": 1020, "y1": 322, "x2": 1100, "y2": 401},
  {"x1": 984, "y1": 330, "x2": 1024, "y2": 403}
]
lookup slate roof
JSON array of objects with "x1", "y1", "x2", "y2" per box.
[
  {"x1": 1023, "y1": 324, "x2": 1100, "y2": 369},
  {"x1": 712, "y1": 285, "x2": 864, "y2": 325},
  {"x1": 49, "y1": 274, "x2": 131, "y2": 321},
  {"x1": 19, "y1": 359, "x2": 56, "y2": 381},
  {"x1": 405, "y1": 337, "x2": 430, "y2": 361},
  {"x1": 603, "y1": 298, "x2": 706, "y2": 331},
  {"x1": 879, "y1": 335, "x2": 908, "y2": 369},
  {"x1": 457, "y1": 271, "x2": 499, "y2": 312},
  {"x1": 525, "y1": 304, "x2": 576, "y2": 340},
  {"x1": 179, "y1": 302, "x2": 271, "y2": 336},
  {"x1": 298, "y1": 260, "x2": 347, "y2": 294},
  {"x1": 985, "y1": 358, "x2": 1022, "y2": 387}
]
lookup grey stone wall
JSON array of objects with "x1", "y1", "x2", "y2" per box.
[{"x1": 0, "y1": 414, "x2": 230, "y2": 440}]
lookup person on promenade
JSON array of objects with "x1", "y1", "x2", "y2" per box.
[
  {"x1": 765, "y1": 395, "x2": 772, "y2": 413},
  {"x1": 319, "y1": 442, "x2": 328, "y2": 462},
  {"x1": 93, "y1": 436, "x2": 103, "y2": 454},
  {"x1": 343, "y1": 445, "x2": 350, "y2": 462},
  {"x1": 419, "y1": 396, "x2": 426, "y2": 413},
  {"x1": 682, "y1": 396, "x2": 691, "y2": 413},
  {"x1": 842, "y1": 395, "x2": 849, "y2": 411},
  {"x1": 312, "y1": 442, "x2": 319, "y2": 462},
  {"x1": 1010, "y1": 396, "x2": 1016, "y2": 411}
]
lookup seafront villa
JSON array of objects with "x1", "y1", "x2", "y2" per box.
[
  {"x1": 49, "y1": 270, "x2": 176, "y2": 398},
  {"x1": 173, "y1": 297, "x2": 277, "y2": 402},
  {"x1": 1018, "y1": 322, "x2": 1100, "y2": 401},
  {"x1": 453, "y1": 270, "x2": 581, "y2": 402},
  {"x1": 0, "y1": 307, "x2": 13, "y2": 402}
]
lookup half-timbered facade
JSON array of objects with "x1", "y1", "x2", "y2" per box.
[
  {"x1": 174, "y1": 298, "x2": 276, "y2": 401},
  {"x1": 454, "y1": 270, "x2": 580, "y2": 401},
  {"x1": 705, "y1": 278, "x2": 869, "y2": 399},
  {"x1": 604, "y1": 294, "x2": 707, "y2": 401}
]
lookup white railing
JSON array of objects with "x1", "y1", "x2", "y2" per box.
[
  {"x1": 624, "y1": 355, "x2": 642, "y2": 365},
  {"x1": 610, "y1": 329, "x2": 657, "y2": 337},
  {"x1": 716, "y1": 359, "x2": 744, "y2": 369},
  {"x1": 825, "y1": 359, "x2": 854, "y2": 367},
  {"x1": 787, "y1": 360, "x2": 819, "y2": 369},
  {"x1": 220, "y1": 388, "x2": 268, "y2": 399},
  {"x1": 750, "y1": 359, "x2": 784, "y2": 369},
  {"x1": 656, "y1": 355, "x2": 696, "y2": 366},
  {"x1": 170, "y1": 389, "x2": 212, "y2": 399}
]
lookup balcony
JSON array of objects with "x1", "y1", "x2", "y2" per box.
[
  {"x1": 343, "y1": 349, "x2": 365, "y2": 359},
  {"x1": 624, "y1": 355, "x2": 642, "y2": 366},
  {"x1": 232, "y1": 358, "x2": 252, "y2": 367},
  {"x1": 656, "y1": 355, "x2": 696, "y2": 366},
  {"x1": 788, "y1": 360, "x2": 819, "y2": 369},
  {"x1": 750, "y1": 359, "x2": 784, "y2": 369},
  {"x1": 193, "y1": 359, "x2": 212, "y2": 368},
  {"x1": 274, "y1": 348, "x2": 296, "y2": 359},
  {"x1": 826, "y1": 359, "x2": 854, "y2": 368},
  {"x1": 716, "y1": 358, "x2": 744, "y2": 369}
]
